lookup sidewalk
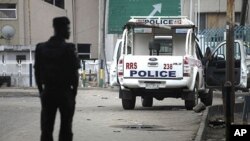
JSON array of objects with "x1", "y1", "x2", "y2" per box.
[{"x1": 0, "y1": 87, "x2": 38, "y2": 97}]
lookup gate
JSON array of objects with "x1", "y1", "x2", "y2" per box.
[{"x1": 198, "y1": 26, "x2": 250, "y2": 53}]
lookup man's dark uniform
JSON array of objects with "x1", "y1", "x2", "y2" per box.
[{"x1": 34, "y1": 17, "x2": 80, "y2": 141}]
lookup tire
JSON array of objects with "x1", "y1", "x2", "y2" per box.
[
  {"x1": 185, "y1": 81, "x2": 199, "y2": 110},
  {"x1": 200, "y1": 89, "x2": 213, "y2": 106},
  {"x1": 141, "y1": 97, "x2": 153, "y2": 107},
  {"x1": 120, "y1": 89, "x2": 136, "y2": 110},
  {"x1": 122, "y1": 98, "x2": 136, "y2": 110}
]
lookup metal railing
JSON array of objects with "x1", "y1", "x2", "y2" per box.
[
  {"x1": 0, "y1": 61, "x2": 34, "y2": 87},
  {"x1": 198, "y1": 26, "x2": 250, "y2": 53}
]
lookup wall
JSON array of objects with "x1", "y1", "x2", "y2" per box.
[
  {"x1": 76, "y1": 0, "x2": 99, "y2": 59},
  {"x1": 181, "y1": 0, "x2": 248, "y2": 25},
  {"x1": 0, "y1": 0, "x2": 19, "y2": 45},
  {"x1": 1, "y1": 0, "x2": 74, "y2": 46},
  {"x1": 29, "y1": 0, "x2": 72, "y2": 45}
]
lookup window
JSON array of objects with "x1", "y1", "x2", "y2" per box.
[
  {"x1": 77, "y1": 44, "x2": 91, "y2": 60},
  {"x1": 127, "y1": 29, "x2": 133, "y2": 54},
  {"x1": 198, "y1": 12, "x2": 241, "y2": 30},
  {"x1": 244, "y1": 44, "x2": 250, "y2": 55},
  {"x1": 212, "y1": 42, "x2": 241, "y2": 61},
  {"x1": 154, "y1": 39, "x2": 173, "y2": 55},
  {"x1": 44, "y1": 0, "x2": 64, "y2": 9},
  {"x1": 0, "y1": 4, "x2": 17, "y2": 20},
  {"x1": 16, "y1": 55, "x2": 26, "y2": 63}
]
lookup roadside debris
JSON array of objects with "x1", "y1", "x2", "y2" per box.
[
  {"x1": 193, "y1": 102, "x2": 206, "y2": 113},
  {"x1": 209, "y1": 118, "x2": 225, "y2": 129}
]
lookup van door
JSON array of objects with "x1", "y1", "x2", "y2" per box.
[
  {"x1": 205, "y1": 42, "x2": 242, "y2": 88},
  {"x1": 110, "y1": 39, "x2": 122, "y2": 86}
]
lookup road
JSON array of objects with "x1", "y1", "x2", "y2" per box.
[{"x1": 0, "y1": 88, "x2": 214, "y2": 141}]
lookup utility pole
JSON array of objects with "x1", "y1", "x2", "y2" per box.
[
  {"x1": 72, "y1": 0, "x2": 77, "y2": 51},
  {"x1": 189, "y1": 0, "x2": 193, "y2": 21},
  {"x1": 28, "y1": 0, "x2": 32, "y2": 87},
  {"x1": 240, "y1": 0, "x2": 248, "y2": 26},
  {"x1": 225, "y1": 0, "x2": 235, "y2": 140},
  {"x1": 98, "y1": 0, "x2": 104, "y2": 87}
]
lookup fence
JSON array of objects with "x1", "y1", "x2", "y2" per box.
[
  {"x1": 0, "y1": 61, "x2": 34, "y2": 87},
  {"x1": 0, "y1": 60, "x2": 110, "y2": 87},
  {"x1": 198, "y1": 26, "x2": 250, "y2": 53},
  {"x1": 79, "y1": 60, "x2": 111, "y2": 87}
]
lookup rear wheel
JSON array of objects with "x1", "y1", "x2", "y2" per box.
[
  {"x1": 120, "y1": 89, "x2": 136, "y2": 110},
  {"x1": 122, "y1": 98, "x2": 136, "y2": 110},
  {"x1": 141, "y1": 97, "x2": 153, "y2": 107},
  {"x1": 185, "y1": 81, "x2": 199, "y2": 110}
]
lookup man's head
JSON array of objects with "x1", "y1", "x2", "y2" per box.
[{"x1": 53, "y1": 16, "x2": 70, "y2": 39}]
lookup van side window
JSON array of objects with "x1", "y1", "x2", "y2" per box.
[
  {"x1": 245, "y1": 44, "x2": 250, "y2": 56},
  {"x1": 117, "y1": 42, "x2": 122, "y2": 62},
  {"x1": 212, "y1": 43, "x2": 241, "y2": 60},
  {"x1": 195, "y1": 43, "x2": 203, "y2": 60}
]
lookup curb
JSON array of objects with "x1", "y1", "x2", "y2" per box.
[
  {"x1": 194, "y1": 102, "x2": 244, "y2": 141},
  {"x1": 194, "y1": 106, "x2": 209, "y2": 141}
]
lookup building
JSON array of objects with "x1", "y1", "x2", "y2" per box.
[
  {"x1": 1, "y1": 0, "x2": 249, "y2": 86},
  {"x1": 0, "y1": 0, "x2": 74, "y2": 63},
  {"x1": 1, "y1": 0, "x2": 249, "y2": 61},
  {"x1": 182, "y1": 0, "x2": 247, "y2": 30},
  {"x1": 0, "y1": 0, "x2": 74, "y2": 46},
  {"x1": 0, "y1": 0, "x2": 74, "y2": 87}
]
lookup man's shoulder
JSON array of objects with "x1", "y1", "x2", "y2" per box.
[
  {"x1": 64, "y1": 43, "x2": 75, "y2": 48},
  {"x1": 36, "y1": 42, "x2": 47, "y2": 49},
  {"x1": 64, "y1": 43, "x2": 76, "y2": 51}
]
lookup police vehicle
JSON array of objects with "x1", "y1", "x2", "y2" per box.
[
  {"x1": 205, "y1": 40, "x2": 250, "y2": 91},
  {"x1": 110, "y1": 16, "x2": 211, "y2": 110}
]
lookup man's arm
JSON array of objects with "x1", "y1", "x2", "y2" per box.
[
  {"x1": 34, "y1": 44, "x2": 43, "y2": 93},
  {"x1": 69, "y1": 44, "x2": 80, "y2": 97}
]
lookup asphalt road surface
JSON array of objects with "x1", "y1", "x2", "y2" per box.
[{"x1": 0, "y1": 88, "x2": 209, "y2": 141}]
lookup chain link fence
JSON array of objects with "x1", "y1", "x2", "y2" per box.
[{"x1": 198, "y1": 26, "x2": 250, "y2": 53}]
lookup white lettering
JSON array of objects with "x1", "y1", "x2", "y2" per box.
[
  {"x1": 129, "y1": 70, "x2": 177, "y2": 78},
  {"x1": 234, "y1": 129, "x2": 241, "y2": 136},
  {"x1": 242, "y1": 129, "x2": 247, "y2": 136},
  {"x1": 142, "y1": 19, "x2": 181, "y2": 25},
  {"x1": 234, "y1": 129, "x2": 247, "y2": 136}
]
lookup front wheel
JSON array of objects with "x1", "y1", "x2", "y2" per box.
[
  {"x1": 200, "y1": 89, "x2": 213, "y2": 106},
  {"x1": 185, "y1": 81, "x2": 199, "y2": 110}
]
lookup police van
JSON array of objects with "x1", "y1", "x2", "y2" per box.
[{"x1": 110, "y1": 16, "x2": 212, "y2": 110}]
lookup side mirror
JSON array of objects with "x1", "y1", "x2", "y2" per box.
[{"x1": 217, "y1": 54, "x2": 225, "y2": 60}]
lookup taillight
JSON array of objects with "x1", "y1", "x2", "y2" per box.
[
  {"x1": 183, "y1": 57, "x2": 190, "y2": 77},
  {"x1": 184, "y1": 57, "x2": 189, "y2": 64},
  {"x1": 119, "y1": 59, "x2": 123, "y2": 64},
  {"x1": 118, "y1": 58, "x2": 124, "y2": 77}
]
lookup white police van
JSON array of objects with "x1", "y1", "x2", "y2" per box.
[{"x1": 110, "y1": 16, "x2": 211, "y2": 110}]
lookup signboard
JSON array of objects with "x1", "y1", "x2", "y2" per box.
[
  {"x1": 129, "y1": 17, "x2": 183, "y2": 26},
  {"x1": 108, "y1": 0, "x2": 181, "y2": 34}
]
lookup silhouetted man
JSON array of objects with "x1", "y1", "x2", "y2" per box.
[{"x1": 34, "y1": 16, "x2": 80, "y2": 141}]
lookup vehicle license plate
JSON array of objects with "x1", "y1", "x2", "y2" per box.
[{"x1": 145, "y1": 83, "x2": 159, "y2": 89}]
